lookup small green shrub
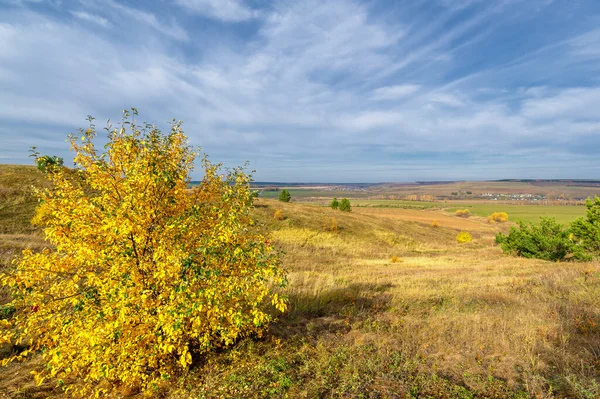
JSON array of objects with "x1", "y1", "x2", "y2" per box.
[
  {"x1": 495, "y1": 218, "x2": 587, "y2": 261},
  {"x1": 278, "y1": 189, "x2": 291, "y2": 202},
  {"x1": 339, "y1": 198, "x2": 351, "y2": 212},
  {"x1": 456, "y1": 232, "x2": 472, "y2": 243},
  {"x1": 330, "y1": 198, "x2": 339, "y2": 209}
]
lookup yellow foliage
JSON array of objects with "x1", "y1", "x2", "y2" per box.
[
  {"x1": 273, "y1": 209, "x2": 285, "y2": 221},
  {"x1": 432, "y1": 220, "x2": 440, "y2": 228},
  {"x1": 390, "y1": 255, "x2": 402, "y2": 263},
  {"x1": 326, "y1": 217, "x2": 338, "y2": 232},
  {"x1": 0, "y1": 111, "x2": 287, "y2": 397},
  {"x1": 455, "y1": 209, "x2": 470, "y2": 218},
  {"x1": 456, "y1": 231, "x2": 472, "y2": 243},
  {"x1": 488, "y1": 212, "x2": 509, "y2": 223}
]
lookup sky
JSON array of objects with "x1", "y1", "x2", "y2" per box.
[{"x1": 1, "y1": 0, "x2": 599, "y2": 182}]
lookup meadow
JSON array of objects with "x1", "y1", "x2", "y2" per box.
[
  {"x1": 443, "y1": 203, "x2": 586, "y2": 225},
  {"x1": 1, "y1": 166, "x2": 599, "y2": 398}
]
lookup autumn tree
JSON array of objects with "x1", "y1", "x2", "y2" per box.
[{"x1": 0, "y1": 110, "x2": 287, "y2": 397}]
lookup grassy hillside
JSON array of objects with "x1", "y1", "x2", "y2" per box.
[
  {"x1": 1, "y1": 166, "x2": 599, "y2": 398},
  {"x1": 0, "y1": 165, "x2": 49, "y2": 234}
]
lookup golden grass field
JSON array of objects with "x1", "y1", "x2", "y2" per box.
[{"x1": 1, "y1": 166, "x2": 599, "y2": 398}]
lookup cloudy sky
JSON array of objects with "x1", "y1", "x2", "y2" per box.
[{"x1": 1, "y1": 0, "x2": 599, "y2": 182}]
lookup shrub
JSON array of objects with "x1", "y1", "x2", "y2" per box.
[
  {"x1": 390, "y1": 255, "x2": 402, "y2": 263},
  {"x1": 488, "y1": 212, "x2": 508, "y2": 223},
  {"x1": 278, "y1": 189, "x2": 291, "y2": 202},
  {"x1": 495, "y1": 217, "x2": 586, "y2": 261},
  {"x1": 432, "y1": 220, "x2": 439, "y2": 228},
  {"x1": 338, "y1": 198, "x2": 351, "y2": 212},
  {"x1": 326, "y1": 216, "x2": 338, "y2": 232},
  {"x1": 0, "y1": 111, "x2": 288, "y2": 396},
  {"x1": 456, "y1": 231, "x2": 472, "y2": 243},
  {"x1": 330, "y1": 197, "x2": 339, "y2": 209},
  {"x1": 455, "y1": 209, "x2": 470, "y2": 218},
  {"x1": 571, "y1": 196, "x2": 600, "y2": 257},
  {"x1": 274, "y1": 209, "x2": 285, "y2": 221}
]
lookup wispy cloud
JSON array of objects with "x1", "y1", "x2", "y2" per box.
[
  {"x1": 104, "y1": 0, "x2": 188, "y2": 41},
  {"x1": 372, "y1": 85, "x2": 421, "y2": 101},
  {"x1": 175, "y1": 0, "x2": 258, "y2": 22},
  {"x1": 70, "y1": 11, "x2": 111, "y2": 27},
  {"x1": 0, "y1": 0, "x2": 599, "y2": 181}
]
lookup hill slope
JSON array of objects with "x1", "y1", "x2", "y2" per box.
[{"x1": 0, "y1": 166, "x2": 599, "y2": 398}]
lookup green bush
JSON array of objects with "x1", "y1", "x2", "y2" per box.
[
  {"x1": 338, "y1": 198, "x2": 351, "y2": 212},
  {"x1": 278, "y1": 189, "x2": 291, "y2": 202},
  {"x1": 495, "y1": 218, "x2": 587, "y2": 261},
  {"x1": 571, "y1": 196, "x2": 600, "y2": 257},
  {"x1": 330, "y1": 197, "x2": 339, "y2": 209}
]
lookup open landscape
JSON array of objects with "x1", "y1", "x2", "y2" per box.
[
  {"x1": 1, "y1": 165, "x2": 599, "y2": 398},
  {"x1": 2, "y1": 1, "x2": 600, "y2": 398}
]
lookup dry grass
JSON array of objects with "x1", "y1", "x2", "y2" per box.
[{"x1": 1, "y1": 172, "x2": 600, "y2": 398}]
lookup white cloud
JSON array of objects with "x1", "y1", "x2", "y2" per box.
[
  {"x1": 2, "y1": 1, "x2": 600, "y2": 180},
  {"x1": 427, "y1": 93, "x2": 465, "y2": 107},
  {"x1": 104, "y1": 0, "x2": 188, "y2": 41},
  {"x1": 70, "y1": 11, "x2": 111, "y2": 27},
  {"x1": 521, "y1": 88, "x2": 600, "y2": 120},
  {"x1": 372, "y1": 85, "x2": 420, "y2": 101},
  {"x1": 175, "y1": 0, "x2": 258, "y2": 22}
]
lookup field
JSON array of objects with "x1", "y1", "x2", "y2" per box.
[
  {"x1": 322, "y1": 199, "x2": 585, "y2": 225},
  {"x1": 1, "y1": 166, "x2": 600, "y2": 398},
  {"x1": 443, "y1": 203, "x2": 586, "y2": 225},
  {"x1": 257, "y1": 189, "x2": 370, "y2": 201}
]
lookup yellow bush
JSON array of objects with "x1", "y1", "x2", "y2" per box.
[
  {"x1": 273, "y1": 209, "x2": 285, "y2": 221},
  {"x1": 488, "y1": 212, "x2": 508, "y2": 223},
  {"x1": 0, "y1": 110, "x2": 288, "y2": 397},
  {"x1": 390, "y1": 255, "x2": 402, "y2": 263},
  {"x1": 327, "y1": 216, "x2": 338, "y2": 232},
  {"x1": 455, "y1": 209, "x2": 470, "y2": 218},
  {"x1": 456, "y1": 231, "x2": 472, "y2": 243},
  {"x1": 432, "y1": 220, "x2": 440, "y2": 228}
]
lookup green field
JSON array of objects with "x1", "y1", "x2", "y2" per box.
[
  {"x1": 351, "y1": 199, "x2": 440, "y2": 210},
  {"x1": 257, "y1": 189, "x2": 369, "y2": 200},
  {"x1": 444, "y1": 203, "x2": 586, "y2": 225},
  {"x1": 351, "y1": 199, "x2": 586, "y2": 224}
]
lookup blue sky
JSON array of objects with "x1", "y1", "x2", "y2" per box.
[{"x1": 1, "y1": 0, "x2": 599, "y2": 182}]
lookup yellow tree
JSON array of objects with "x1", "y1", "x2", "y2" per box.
[{"x1": 0, "y1": 110, "x2": 287, "y2": 396}]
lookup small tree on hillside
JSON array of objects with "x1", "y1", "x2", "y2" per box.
[
  {"x1": 330, "y1": 197, "x2": 339, "y2": 209},
  {"x1": 339, "y1": 198, "x2": 351, "y2": 212},
  {"x1": 278, "y1": 189, "x2": 291, "y2": 202},
  {"x1": 495, "y1": 218, "x2": 586, "y2": 261},
  {"x1": 0, "y1": 110, "x2": 287, "y2": 397},
  {"x1": 571, "y1": 196, "x2": 600, "y2": 256}
]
